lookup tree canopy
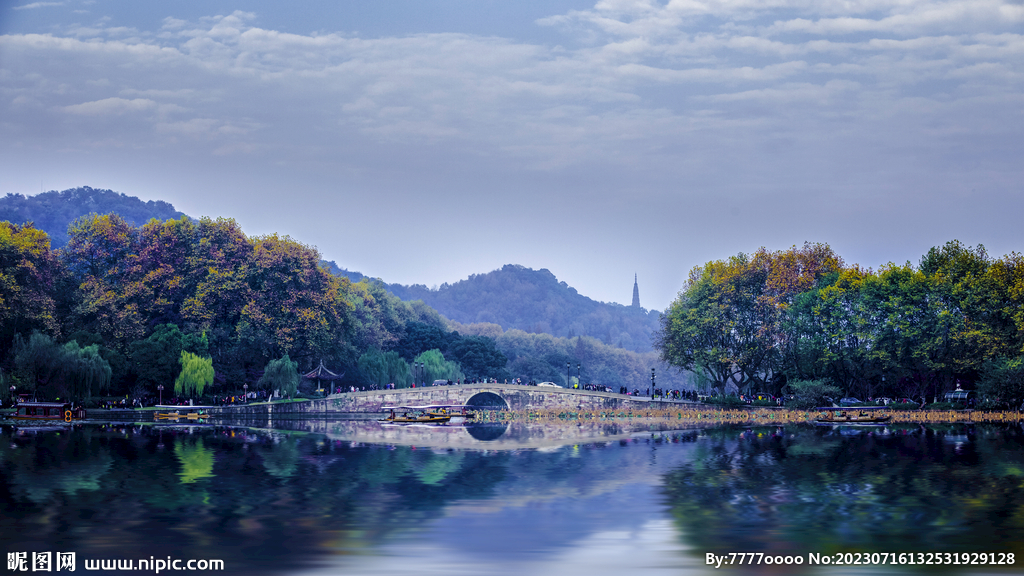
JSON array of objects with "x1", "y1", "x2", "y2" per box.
[{"x1": 657, "y1": 241, "x2": 1024, "y2": 402}]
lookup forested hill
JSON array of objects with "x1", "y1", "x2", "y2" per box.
[
  {"x1": 384, "y1": 265, "x2": 661, "y2": 352},
  {"x1": 3, "y1": 188, "x2": 660, "y2": 353},
  {"x1": 0, "y1": 187, "x2": 186, "y2": 247}
]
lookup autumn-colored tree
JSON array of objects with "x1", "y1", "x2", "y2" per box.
[{"x1": 0, "y1": 222, "x2": 65, "y2": 354}]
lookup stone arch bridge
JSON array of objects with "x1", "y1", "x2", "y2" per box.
[{"x1": 325, "y1": 384, "x2": 691, "y2": 413}]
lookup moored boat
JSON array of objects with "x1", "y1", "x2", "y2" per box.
[
  {"x1": 12, "y1": 401, "x2": 86, "y2": 422},
  {"x1": 154, "y1": 405, "x2": 212, "y2": 421},
  {"x1": 380, "y1": 404, "x2": 478, "y2": 424},
  {"x1": 815, "y1": 406, "x2": 891, "y2": 425}
]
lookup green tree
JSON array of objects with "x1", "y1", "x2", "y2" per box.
[
  {"x1": 11, "y1": 331, "x2": 110, "y2": 400},
  {"x1": 448, "y1": 336, "x2": 508, "y2": 381},
  {"x1": 131, "y1": 324, "x2": 185, "y2": 390},
  {"x1": 356, "y1": 349, "x2": 413, "y2": 387},
  {"x1": 412, "y1": 349, "x2": 463, "y2": 385},
  {"x1": 786, "y1": 379, "x2": 843, "y2": 409},
  {"x1": 257, "y1": 354, "x2": 299, "y2": 398},
  {"x1": 655, "y1": 254, "x2": 770, "y2": 394},
  {"x1": 977, "y1": 356, "x2": 1024, "y2": 409},
  {"x1": 174, "y1": 351, "x2": 214, "y2": 398}
]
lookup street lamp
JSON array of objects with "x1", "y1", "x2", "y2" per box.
[
  {"x1": 577, "y1": 363, "x2": 581, "y2": 390},
  {"x1": 243, "y1": 383, "x2": 249, "y2": 402},
  {"x1": 651, "y1": 368, "x2": 656, "y2": 399},
  {"x1": 157, "y1": 384, "x2": 164, "y2": 405},
  {"x1": 566, "y1": 362, "x2": 570, "y2": 389}
]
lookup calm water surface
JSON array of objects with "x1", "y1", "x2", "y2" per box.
[{"x1": 2, "y1": 420, "x2": 1023, "y2": 575}]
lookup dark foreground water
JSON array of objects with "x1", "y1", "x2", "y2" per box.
[{"x1": 2, "y1": 420, "x2": 1023, "y2": 575}]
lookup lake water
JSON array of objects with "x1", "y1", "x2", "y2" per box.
[{"x1": 2, "y1": 419, "x2": 1023, "y2": 575}]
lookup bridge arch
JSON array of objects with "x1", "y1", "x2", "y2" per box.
[{"x1": 466, "y1": 391, "x2": 509, "y2": 411}]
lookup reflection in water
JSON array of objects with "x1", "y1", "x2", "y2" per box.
[
  {"x1": 465, "y1": 422, "x2": 509, "y2": 441},
  {"x1": 0, "y1": 422, "x2": 1022, "y2": 575},
  {"x1": 663, "y1": 424, "x2": 1024, "y2": 563},
  {"x1": 174, "y1": 437, "x2": 215, "y2": 483}
]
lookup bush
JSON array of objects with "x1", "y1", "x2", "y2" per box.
[
  {"x1": 924, "y1": 402, "x2": 959, "y2": 410},
  {"x1": 703, "y1": 396, "x2": 744, "y2": 407},
  {"x1": 889, "y1": 402, "x2": 920, "y2": 411},
  {"x1": 751, "y1": 399, "x2": 776, "y2": 407}
]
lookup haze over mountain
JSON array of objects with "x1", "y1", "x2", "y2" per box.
[{"x1": 389, "y1": 265, "x2": 659, "y2": 352}]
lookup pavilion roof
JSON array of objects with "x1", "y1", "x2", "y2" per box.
[{"x1": 302, "y1": 360, "x2": 344, "y2": 381}]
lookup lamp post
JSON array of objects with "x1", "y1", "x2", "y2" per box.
[
  {"x1": 577, "y1": 363, "x2": 581, "y2": 390},
  {"x1": 243, "y1": 383, "x2": 249, "y2": 403},
  {"x1": 651, "y1": 368, "x2": 656, "y2": 399},
  {"x1": 566, "y1": 362, "x2": 570, "y2": 389},
  {"x1": 9, "y1": 385, "x2": 14, "y2": 407},
  {"x1": 157, "y1": 384, "x2": 164, "y2": 405}
]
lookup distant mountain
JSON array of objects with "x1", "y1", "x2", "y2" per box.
[
  {"x1": 0, "y1": 186, "x2": 187, "y2": 247},
  {"x1": 378, "y1": 265, "x2": 661, "y2": 352}
]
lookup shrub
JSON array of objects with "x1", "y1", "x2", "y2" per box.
[
  {"x1": 924, "y1": 402, "x2": 958, "y2": 410},
  {"x1": 703, "y1": 396, "x2": 744, "y2": 407}
]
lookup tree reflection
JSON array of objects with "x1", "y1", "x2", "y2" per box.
[{"x1": 662, "y1": 425, "x2": 1024, "y2": 558}]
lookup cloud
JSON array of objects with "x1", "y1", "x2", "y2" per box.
[
  {"x1": 12, "y1": 2, "x2": 64, "y2": 10},
  {"x1": 1, "y1": 4, "x2": 1021, "y2": 175},
  {"x1": 62, "y1": 97, "x2": 158, "y2": 115}
]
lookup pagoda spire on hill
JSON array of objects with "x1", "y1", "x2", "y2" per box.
[{"x1": 631, "y1": 274, "x2": 640, "y2": 308}]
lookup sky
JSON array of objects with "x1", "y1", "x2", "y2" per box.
[{"x1": 1, "y1": 0, "x2": 1021, "y2": 311}]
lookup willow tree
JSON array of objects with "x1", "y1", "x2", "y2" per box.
[
  {"x1": 174, "y1": 351, "x2": 214, "y2": 398},
  {"x1": 257, "y1": 354, "x2": 299, "y2": 398},
  {"x1": 12, "y1": 332, "x2": 111, "y2": 400},
  {"x1": 412, "y1": 349, "x2": 463, "y2": 385}
]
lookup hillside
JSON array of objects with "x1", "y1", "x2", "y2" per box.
[
  {"x1": 2, "y1": 188, "x2": 662, "y2": 354},
  {"x1": 0, "y1": 187, "x2": 186, "y2": 247},
  {"x1": 384, "y1": 265, "x2": 661, "y2": 352}
]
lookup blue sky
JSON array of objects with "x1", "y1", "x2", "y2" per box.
[{"x1": 1, "y1": 0, "x2": 1021, "y2": 310}]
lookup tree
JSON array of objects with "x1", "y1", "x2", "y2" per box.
[
  {"x1": 655, "y1": 253, "x2": 770, "y2": 394},
  {"x1": 391, "y1": 321, "x2": 453, "y2": 361},
  {"x1": 11, "y1": 331, "x2": 110, "y2": 400},
  {"x1": 412, "y1": 349, "x2": 463, "y2": 384},
  {"x1": 174, "y1": 351, "x2": 214, "y2": 398},
  {"x1": 977, "y1": 356, "x2": 1024, "y2": 409},
  {"x1": 257, "y1": 354, "x2": 300, "y2": 398},
  {"x1": 131, "y1": 324, "x2": 185, "y2": 390},
  {"x1": 62, "y1": 213, "x2": 145, "y2": 346},
  {"x1": 0, "y1": 222, "x2": 65, "y2": 355},
  {"x1": 786, "y1": 379, "x2": 843, "y2": 409},
  {"x1": 356, "y1": 348, "x2": 412, "y2": 387},
  {"x1": 447, "y1": 335, "x2": 508, "y2": 381}
]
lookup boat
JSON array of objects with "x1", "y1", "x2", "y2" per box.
[
  {"x1": 380, "y1": 404, "x2": 478, "y2": 424},
  {"x1": 815, "y1": 406, "x2": 891, "y2": 425},
  {"x1": 12, "y1": 401, "x2": 86, "y2": 422},
  {"x1": 154, "y1": 405, "x2": 213, "y2": 421}
]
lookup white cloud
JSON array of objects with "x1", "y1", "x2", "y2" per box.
[
  {"x1": 62, "y1": 97, "x2": 158, "y2": 115},
  {"x1": 12, "y1": 2, "x2": 64, "y2": 10},
  {"x1": 0, "y1": 3, "x2": 1020, "y2": 179}
]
